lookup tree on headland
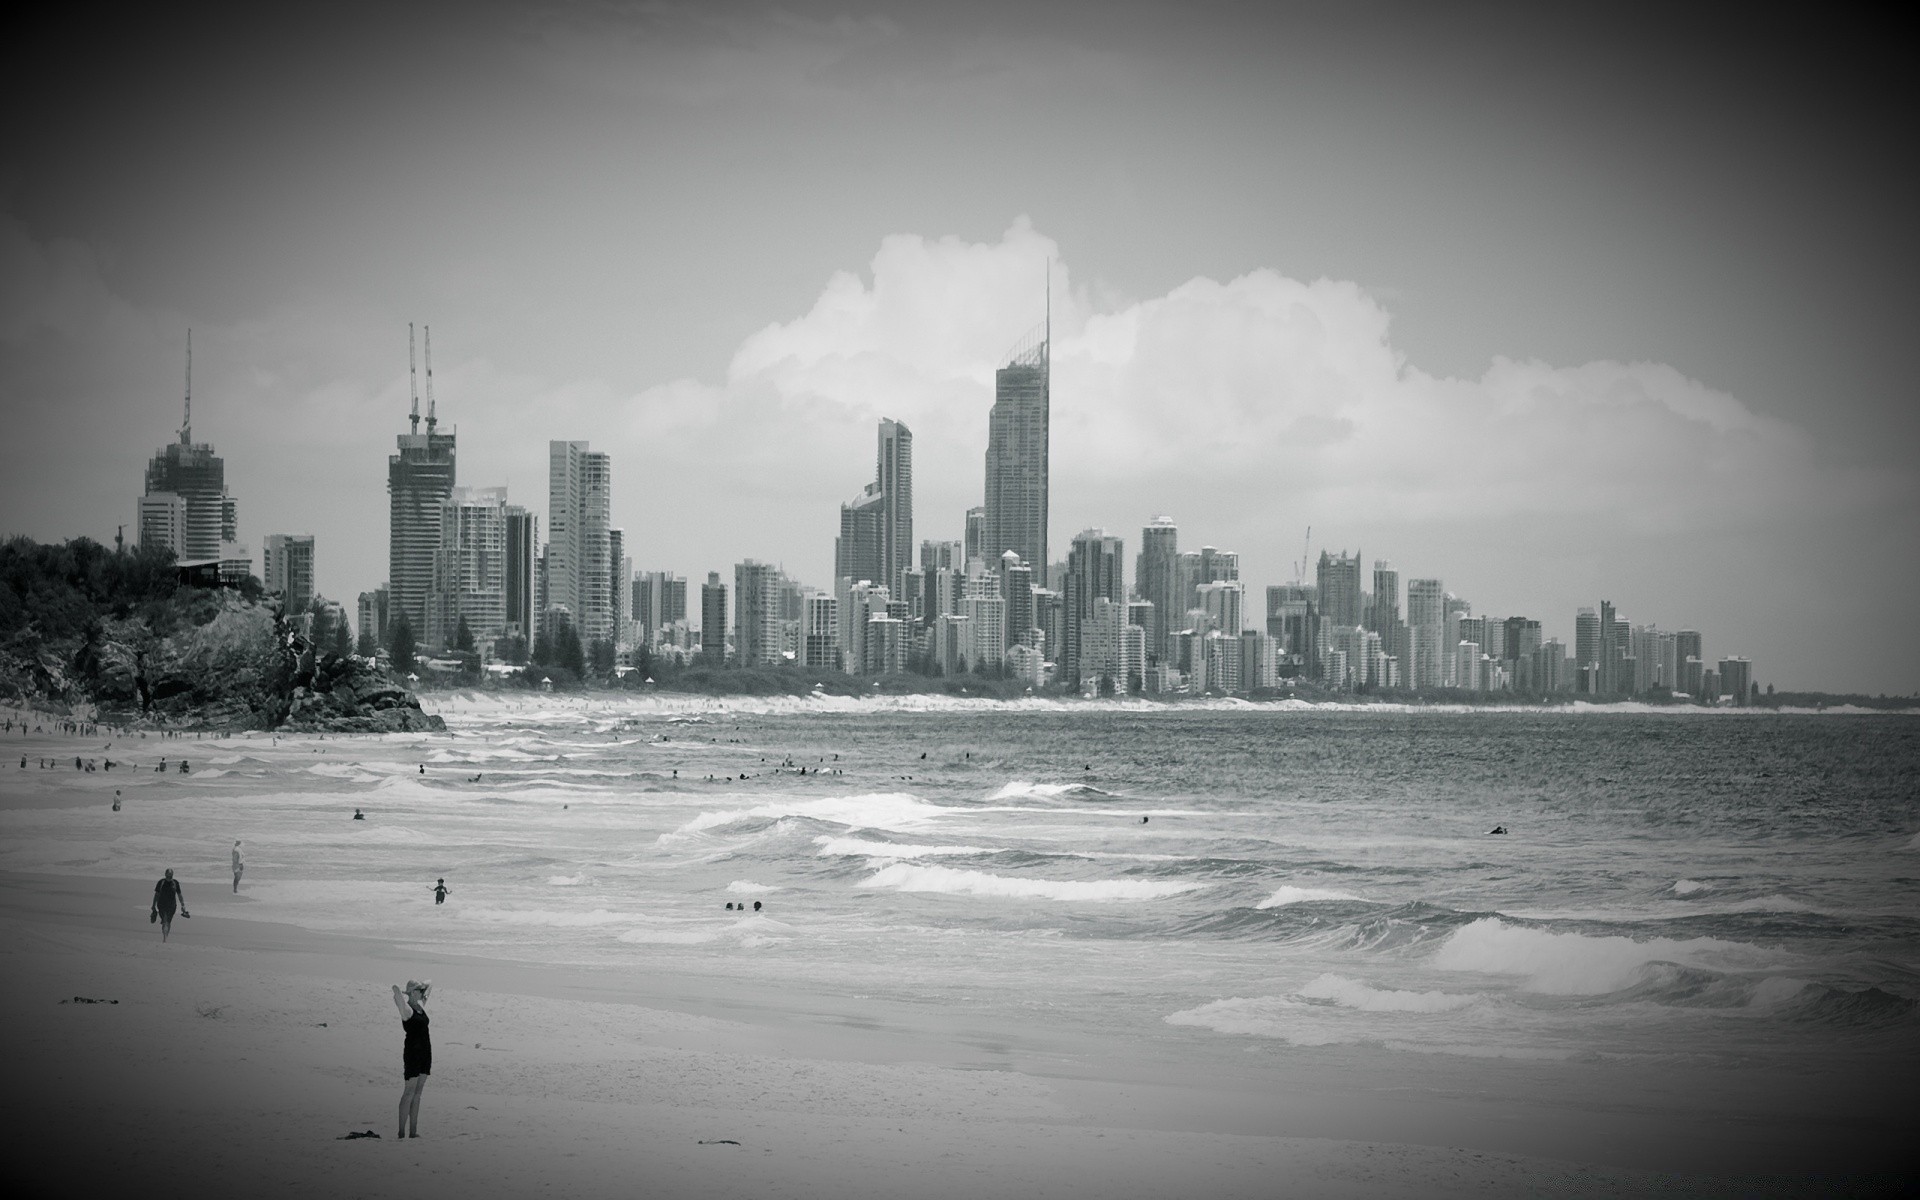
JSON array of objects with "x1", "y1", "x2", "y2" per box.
[
  {"x1": 389, "y1": 615, "x2": 416, "y2": 675},
  {"x1": 588, "y1": 636, "x2": 614, "y2": 677},
  {"x1": 453, "y1": 615, "x2": 475, "y2": 654}
]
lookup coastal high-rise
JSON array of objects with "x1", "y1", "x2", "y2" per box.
[
  {"x1": 733, "y1": 560, "x2": 783, "y2": 667},
  {"x1": 1316, "y1": 551, "x2": 1363, "y2": 630},
  {"x1": 835, "y1": 483, "x2": 886, "y2": 587},
  {"x1": 1369, "y1": 561, "x2": 1401, "y2": 662},
  {"x1": 700, "y1": 572, "x2": 727, "y2": 664},
  {"x1": 504, "y1": 506, "x2": 537, "y2": 644},
  {"x1": 547, "y1": 440, "x2": 613, "y2": 643},
  {"x1": 1406, "y1": 578, "x2": 1445, "y2": 690},
  {"x1": 983, "y1": 319, "x2": 1050, "y2": 586},
  {"x1": 964, "y1": 507, "x2": 985, "y2": 568},
  {"x1": 143, "y1": 333, "x2": 242, "y2": 567},
  {"x1": 1136, "y1": 517, "x2": 1180, "y2": 662},
  {"x1": 429, "y1": 487, "x2": 509, "y2": 649},
  {"x1": 633, "y1": 572, "x2": 687, "y2": 643},
  {"x1": 389, "y1": 326, "x2": 455, "y2": 643},
  {"x1": 876, "y1": 420, "x2": 913, "y2": 595},
  {"x1": 1062, "y1": 529, "x2": 1123, "y2": 687},
  {"x1": 262, "y1": 534, "x2": 315, "y2": 612}
]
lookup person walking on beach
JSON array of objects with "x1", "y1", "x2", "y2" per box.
[
  {"x1": 150, "y1": 868, "x2": 188, "y2": 941},
  {"x1": 391, "y1": 980, "x2": 432, "y2": 1137},
  {"x1": 231, "y1": 841, "x2": 244, "y2": 892},
  {"x1": 433, "y1": 879, "x2": 449, "y2": 905}
]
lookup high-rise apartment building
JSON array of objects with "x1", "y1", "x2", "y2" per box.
[
  {"x1": 547, "y1": 440, "x2": 613, "y2": 643},
  {"x1": 876, "y1": 420, "x2": 912, "y2": 595},
  {"x1": 356, "y1": 586, "x2": 388, "y2": 652},
  {"x1": 1265, "y1": 584, "x2": 1316, "y2": 671},
  {"x1": 262, "y1": 534, "x2": 315, "y2": 612},
  {"x1": 1062, "y1": 529, "x2": 1123, "y2": 687},
  {"x1": 427, "y1": 487, "x2": 510, "y2": 649},
  {"x1": 1317, "y1": 551, "x2": 1363, "y2": 631},
  {"x1": 388, "y1": 337, "x2": 456, "y2": 642},
  {"x1": 1369, "y1": 561, "x2": 1400, "y2": 659},
  {"x1": 633, "y1": 572, "x2": 687, "y2": 642},
  {"x1": 836, "y1": 483, "x2": 886, "y2": 586},
  {"x1": 504, "y1": 506, "x2": 537, "y2": 642},
  {"x1": 963, "y1": 508, "x2": 985, "y2": 568},
  {"x1": 1135, "y1": 517, "x2": 1180, "y2": 663},
  {"x1": 1406, "y1": 578, "x2": 1445, "y2": 690},
  {"x1": 982, "y1": 325, "x2": 1049, "y2": 586},
  {"x1": 733, "y1": 560, "x2": 783, "y2": 666},
  {"x1": 1718, "y1": 656, "x2": 1752, "y2": 705},
  {"x1": 700, "y1": 572, "x2": 727, "y2": 664}
]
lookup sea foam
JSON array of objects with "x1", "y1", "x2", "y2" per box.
[
  {"x1": 1257, "y1": 885, "x2": 1366, "y2": 908},
  {"x1": 1296, "y1": 973, "x2": 1480, "y2": 1013},
  {"x1": 858, "y1": 861, "x2": 1199, "y2": 902},
  {"x1": 667, "y1": 792, "x2": 943, "y2": 840},
  {"x1": 814, "y1": 835, "x2": 989, "y2": 859},
  {"x1": 1431, "y1": 917, "x2": 1776, "y2": 994}
]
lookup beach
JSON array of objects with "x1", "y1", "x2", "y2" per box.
[{"x1": 3, "y1": 697, "x2": 1912, "y2": 1197}]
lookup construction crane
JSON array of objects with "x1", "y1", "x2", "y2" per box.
[
  {"x1": 424, "y1": 325, "x2": 437, "y2": 433},
  {"x1": 1296, "y1": 526, "x2": 1312, "y2": 585},
  {"x1": 408, "y1": 322, "x2": 420, "y2": 435},
  {"x1": 181, "y1": 329, "x2": 192, "y2": 443}
]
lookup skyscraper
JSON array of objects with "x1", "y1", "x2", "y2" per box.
[
  {"x1": 504, "y1": 506, "x2": 537, "y2": 643},
  {"x1": 700, "y1": 572, "x2": 727, "y2": 664},
  {"x1": 876, "y1": 419, "x2": 913, "y2": 595},
  {"x1": 963, "y1": 507, "x2": 985, "y2": 568},
  {"x1": 733, "y1": 560, "x2": 783, "y2": 666},
  {"x1": 1369, "y1": 561, "x2": 1401, "y2": 661},
  {"x1": 1316, "y1": 551, "x2": 1363, "y2": 630},
  {"x1": 1135, "y1": 517, "x2": 1180, "y2": 663},
  {"x1": 388, "y1": 327, "x2": 456, "y2": 643},
  {"x1": 547, "y1": 440, "x2": 613, "y2": 643},
  {"x1": 143, "y1": 333, "x2": 241, "y2": 565},
  {"x1": 1406, "y1": 578, "x2": 1445, "y2": 690},
  {"x1": 262, "y1": 534, "x2": 315, "y2": 612},
  {"x1": 982, "y1": 319, "x2": 1049, "y2": 587},
  {"x1": 429, "y1": 487, "x2": 508, "y2": 649},
  {"x1": 1062, "y1": 529, "x2": 1124, "y2": 687}
]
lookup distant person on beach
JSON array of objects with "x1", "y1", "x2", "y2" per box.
[
  {"x1": 433, "y1": 879, "x2": 449, "y2": 905},
  {"x1": 391, "y1": 980, "x2": 432, "y2": 1138},
  {"x1": 353, "y1": 808, "x2": 365, "y2": 820},
  {"x1": 232, "y1": 841, "x2": 244, "y2": 892},
  {"x1": 150, "y1": 869, "x2": 188, "y2": 941},
  {"x1": 419, "y1": 764, "x2": 425, "y2": 775},
  {"x1": 113, "y1": 791, "x2": 121, "y2": 811}
]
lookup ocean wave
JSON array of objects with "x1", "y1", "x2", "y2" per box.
[
  {"x1": 1672, "y1": 879, "x2": 1711, "y2": 895},
  {"x1": 858, "y1": 861, "x2": 1200, "y2": 902},
  {"x1": 814, "y1": 835, "x2": 991, "y2": 859},
  {"x1": 1430, "y1": 917, "x2": 1778, "y2": 995},
  {"x1": 986, "y1": 781, "x2": 1112, "y2": 801},
  {"x1": 1296, "y1": 973, "x2": 1480, "y2": 1013},
  {"x1": 726, "y1": 880, "x2": 778, "y2": 894},
  {"x1": 303, "y1": 763, "x2": 382, "y2": 781},
  {"x1": 666, "y1": 792, "x2": 946, "y2": 840},
  {"x1": 546, "y1": 875, "x2": 585, "y2": 886},
  {"x1": 1257, "y1": 885, "x2": 1368, "y2": 908}
]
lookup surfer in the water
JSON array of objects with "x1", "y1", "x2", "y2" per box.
[
  {"x1": 1489, "y1": 825, "x2": 1508, "y2": 835},
  {"x1": 353, "y1": 808, "x2": 365, "y2": 820}
]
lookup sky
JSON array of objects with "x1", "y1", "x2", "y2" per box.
[{"x1": 2, "y1": 1, "x2": 1915, "y2": 692}]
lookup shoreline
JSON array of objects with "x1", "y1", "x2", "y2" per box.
[{"x1": 4, "y1": 867, "x2": 1905, "y2": 1198}]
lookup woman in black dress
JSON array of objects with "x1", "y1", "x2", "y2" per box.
[{"x1": 390, "y1": 980, "x2": 432, "y2": 1137}]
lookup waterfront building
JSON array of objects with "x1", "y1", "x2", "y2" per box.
[
  {"x1": 733, "y1": 560, "x2": 783, "y2": 666},
  {"x1": 1032, "y1": 587, "x2": 1063, "y2": 666},
  {"x1": 934, "y1": 612, "x2": 971, "y2": 676},
  {"x1": 1062, "y1": 529, "x2": 1124, "y2": 687},
  {"x1": 357, "y1": 586, "x2": 389, "y2": 653},
  {"x1": 963, "y1": 508, "x2": 985, "y2": 570},
  {"x1": 428, "y1": 487, "x2": 508, "y2": 649},
  {"x1": 1316, "y1": 551, "x2": 1363, "y2": 631},
  {"x1": 700, "y1": 572, "x2": 727, "y2": 664},
  {"x1": 1369, "y1": 561, "x2": 1401, "y2": 662},
  {"x1": 1197, "y1": 581, "x2": 1245, "y2": 641},
  {"x1": 982, "y1": 325, "x2": 1050, "y2": 585},
  {"x1": 876, "y1": 420, "x2": 913, "y2": 595},
  {"x1": 547, "y1": 441, "x2": 613, "y2": 643},
  {"x1": 1136, "y1": 517, "x2": 1180, "y2": 663},
  {"x1": 964, "y1": 575, "x2": 1007, "y2": 670},
  {"x1": 1406, "y1": 579, "x2": 1445, "y2": 690},
  {"x1": 388, "y1": 338, "x2": 456, "y2": 643},
  {"x1": 1719, "y1": 657, "x2": 1753, "y2": 705},
  {"x1": 801, "y1": 590, "x2": 839, "y2": 669},
  {"x1": 505, "y1": 507, "x2": 537, "y2": 643},
  {"x1": 262, "y1": 534, "x2": 315, "y2": 612},
  {"x1": 142, "y1": 339, "x2": 242, "y2": 567},
  {"x1": 633, "y1": 571, "x2": 688, "y2": 644},
  {"x1": 998, "y1": 552, "x2": 1035, "y2": 649}
]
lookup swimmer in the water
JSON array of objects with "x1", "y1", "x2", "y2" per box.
[{"x1": 354, "y1": 808, "x2": 366, "y2": 820}]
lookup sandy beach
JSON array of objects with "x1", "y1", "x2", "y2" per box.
[{"x1": 3, "y1": 705, "x2": 1909, "y2": 1198}]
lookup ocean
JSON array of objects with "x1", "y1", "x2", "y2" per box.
[{"x1": 7, "y1": 695, "x2": 1918, "y2": 1088}]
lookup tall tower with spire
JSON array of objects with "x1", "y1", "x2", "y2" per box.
[
  {"x1": 389, "y1": 323, "x2": 457, "y2": 646},
  {"x1": 981, "y1": 267, "x2": 1051, "y2": 586},
  {"x1": 141, "y1": 330, "x2": 240, "y2": 566}
]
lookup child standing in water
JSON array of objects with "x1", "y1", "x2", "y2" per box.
[
  {"x1": 391, "y1": 980, "x2": 432, "y2": 1138},
  {"x1": 433, "y1": 879, "x2": 450, "y2": 905},
  {"x1": 231, "y1": 841, "x2": 244, "y2": 892}
]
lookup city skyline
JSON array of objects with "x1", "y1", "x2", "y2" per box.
[{"x1": 2, "y1": 5, "x2": 1915, "y2": 693}]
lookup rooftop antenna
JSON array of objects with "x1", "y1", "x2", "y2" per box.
[
  {"x1": 1044, "y1": 257, "x2": 1051, "y2": 373},
  {"x1": 408, "y1": 323, "x2": 420, "y2": 435},
  {"x1": 424, "y1": 325, "x2": 438, "y2": 434},
  {"x1": 1298, "y1": 526, "x2": 1312, "y2": 585},
  {"x1": 181, "y1": 329, "x2": 192, "y2": 444}
]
